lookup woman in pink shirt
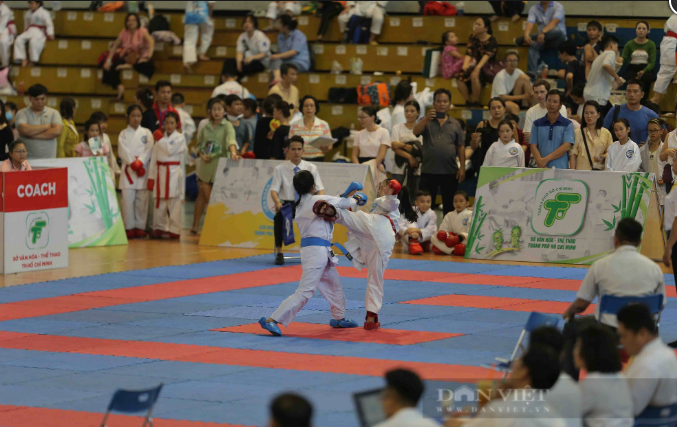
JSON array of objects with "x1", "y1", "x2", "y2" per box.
[
  {"x1": 0, "y1": 141, "x2": 32, "y2": 172},
  {"x1": 101, "y1": 13, "x2": 156, "y2": 100},
  {"x1": 75, "y1": 119, "x2": 110, "y2": 158}
]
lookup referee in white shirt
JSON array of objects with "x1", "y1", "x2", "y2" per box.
[
  {"x1": 270, "y1": 136, "x2": 324, "y2": 265},
  {"x1": 617, "y1": 304, "x2": 677, "y2": 416}
]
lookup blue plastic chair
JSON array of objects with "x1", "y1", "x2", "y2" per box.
[
  {"x1": 598, "y1": 294, "x2": 664, "y2": 326},
  {"x1": 491, "y1": 312, "x2": 561, "y2": 377},
  {"x1": 100, "y1": 384, "x2": 163, "y2": 427},
  {"x1": 635, "y1": 403, "x2": 677, "y2": 427}
]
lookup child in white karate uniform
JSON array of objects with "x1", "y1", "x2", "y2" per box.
[
  {"x1": 318, "y1": 178, "x2": 418, "y2": 330},
  {"x1": 483, "y1": 120, "x2": 526, "y2": 168},
  {"x1": 0, "y1": 2, "x2": 16, "y2": 67},
  {"x1": 118, "y1": 105, "x2": 155, "y2": 239},
  {"x1": 14, "y1": 1, "x2": 53, "y2": 67},
  {"x1": 432, "y1": 191, "x2": 473, "y2": 256},
  {"x1": 259, "y1": 170, "x2": 359, "y2": 337},
  {"x1": 146, "y1": 112, "x2": 187, "y2": 239},
  {"x1": 399, "y1": 190, "x2": 437, "y2": 255},
  {"x1": 606, "y1": 118, "x2": 642, "y2": 172}
]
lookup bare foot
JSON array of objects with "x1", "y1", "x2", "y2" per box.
[
  {"x1": 115, "y1": 63, "x2": 132, "y2": 71},
  {"x1": 183, "y1": 63, "x2": 193, "y2": 74},
  {"x1": 198, "y1": 54, "x2": 210, "y2": 61},
  {"x1": 21, "y1": 60, "x2": 28, "y2": 67},
  {"x1": 511, "y1": 14, "x2": 521, "y2": 22},
  {"x1": 489, "y1": 14, "x2": 499, "y2": 22}
]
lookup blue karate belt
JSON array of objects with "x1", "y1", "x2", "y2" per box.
[
  {"x1": 300, "y1": 237, "x2": 332, "y2": 248},
  {"x1": 331, "y1": 242, "x2": 353, "y2": 261}
]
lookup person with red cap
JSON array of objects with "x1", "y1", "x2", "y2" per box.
[
  {"x1": 315, "y1": 178, "x2": 418, "y2": 330},
  {"x1": 431, "y1": 190, "x2": 473, "y2": 256}
]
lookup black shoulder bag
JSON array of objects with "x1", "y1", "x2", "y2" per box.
[{"x1": 581, "y1": 129, "x2": 601, "y2": 171}]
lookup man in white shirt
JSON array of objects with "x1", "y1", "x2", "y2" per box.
[
  {"x1": 562, "y1": 218, "x2": 666, "y2": 328},
  {"x1": 270, "y1": 136, "x2": 324, "y2": 265},
  {"x1": 212, "y1": 62, "x2": 251, "y2": 99},
  {"x1": 617, "y1": 304, "x2": 677, "y2": 416},
  {"x1": 583, "y1": 35, "x2": 624, "y2": 116},
  {"x1": 490, "y1": 52, "x2": 533, "y2": 115},
  {"x1": 523, "y1": 79, "x2": 568, "y2": 144},
  {"x1": 374, "y1": 369, "x2": 440, "y2": 427}
]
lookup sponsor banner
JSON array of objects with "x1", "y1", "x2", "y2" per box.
[
  {"x1": 199, "y1": 159, "x2": 375, "y2": 248},
  {"x1": 466, "y1": 168, "x2": 662, "y2": 265},
  {"x1": 30, "y1": 157, "x2": 128, "y2": 248}
]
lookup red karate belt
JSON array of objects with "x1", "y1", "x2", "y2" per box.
[
  {"x1": 382, "y1": 215, "x2": 397, "y2": 235},
  {"x1": 155, "y1": 161, "x2": 180, "y2": 208}
]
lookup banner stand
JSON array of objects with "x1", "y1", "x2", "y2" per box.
[{"x1": 639, "y1": 180, "x2": 665, "y2": 261}]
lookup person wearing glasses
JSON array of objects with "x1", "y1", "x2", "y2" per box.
[
  {"x1": 490, "y1": 51, "x2": 533, "y2": 115},
  {"x1": 602, "y1": 79, "x2": 658, "y2": 145},
  {"x1": 1, "y1": 140, "x2": 31, "y2": 171}
]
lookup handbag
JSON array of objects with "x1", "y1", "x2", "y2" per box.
[
  {"x1": 480, "y1": 61, "x2": 504, "y2": 83},
  {"x1": 581, "y1": 128, "x2": 601, "y2": 171}
]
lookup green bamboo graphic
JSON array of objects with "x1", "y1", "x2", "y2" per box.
[
  {"x1": 624, "y1": 174, "x2": 639, "y2": 218},
  {"x1": 629, "y1": 173, "x2": 650, "y2": 219},
  {"x1": 621, "y1": 175, "x2": 628, "y2": 217},
  {"x1": 84, "y1": 159, "x2": 114, "y2": 230},
  {"x1": 466, "y1": 196, "x2": 483, "y2": 251},
  {"x1": 96, "y1": 160, "x2": 113, "y2": 229}
]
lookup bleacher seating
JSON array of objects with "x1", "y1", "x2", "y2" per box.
[{"x1": 5, "y1": 10, "x2": 675, "y2": 160}]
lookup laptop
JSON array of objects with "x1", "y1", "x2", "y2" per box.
[{"x1": 353, "y1": 388, "x2": 386, "y2": 427}]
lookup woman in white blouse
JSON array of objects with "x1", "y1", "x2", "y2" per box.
[
  {"x1": 391, "y1": 100, "x2": 422, "y2": 201},
  {"x1": 351, "y1": 106, "x2": 390, "y2": 166},
  {"x1": 289, "y1": 95, "x2": 332, "y2": 162}
]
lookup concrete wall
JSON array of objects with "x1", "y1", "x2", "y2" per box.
[{"x1": 5, "y1": 1, "x2": 675, "y2": 18}]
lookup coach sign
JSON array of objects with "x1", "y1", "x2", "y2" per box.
[{"x1": 1, "y1": 168, "x2": 69, "y2": 274}]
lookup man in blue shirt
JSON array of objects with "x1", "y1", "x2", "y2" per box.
[
  {"x1": 603, "y1": 79, "x2": 659, "y2": 146},
  {"x1": 530, "y1": 89, "x2": 574, "y2": 169},
  {"x1": 515, "y1": 1, "x2": 567, "y2": 75}
]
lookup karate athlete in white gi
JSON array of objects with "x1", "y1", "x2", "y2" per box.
[
  {"x1": 316, "y1": 179, "x2": 418, "y2": 330},
  {"x1": 259, "y1": 170, "x2": 360, "y2": 336},
  {"x1": 14, "y1": 1, "x2": 53, "y2": 67},
  {"x1": 0, "y1": 2, "x2": 16, "y2": 67},
  {"x1": 146, "y1": 112, "x2": 187, "y2": 239},
  {"x1": 118, "y1": 105, "x2": 155, "y2": 239}
]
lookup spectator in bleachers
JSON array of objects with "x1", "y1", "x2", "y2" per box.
[
  {"x1": 0, "y1": 100, "x2": 9, "y2": 161},
  {"x1": 5, "y1": 100, "x2": 17, "y2": 141},
  {"x1": 289, "y1": 95, "x2": 331, "y2": 162},
  {"x1": 622, "y1": 21, "x2": 656, "y2": 104},
  {"x1": 0, "y1": 2, "x2": 16, "y2": 68},
  {"x1": 254, "y1": 94, "x2": 282, "y2": 160},
  {"x1": 269, "y1": 63, "x2": 300, "y2": 117},
  {"x1": 469, "y1": 98, "x2": 509, "y2": 176},
  {"x1": 182, "y1": 1, "x2": 215, "y2": 74},
  {"x1": 617, "y1": 303, "x2": 677, "y2": 416},
  {"x1": 135, "y1": 88, "x2": 158, "y2": 133},
  {"x1": 270, "y1": 15, "x2": 309, "y2": 85},
  {"x1": 563, "y1": 102, "x2": 580, "y2": 129},
  {"x1": 563, "y1": 217, "x2": 665, "y2": 327},
  {"x1": 221, "y1": 15, "x2": 270, "y2": 81},
  {"x1": 529, "y1": 89, "x2": 573, "y2": 169},
  {"x1": 569, "y1": 83, "x2": 585, "y2": 121},
  {"x1": 193, "y1": 97, "x2": 238, "y2": 235},
  {"x1": 583, "y1": 20, "x2": 603, "y2": 79},
  {"x1": 154, "y1": 80, "x2": 182, "y2": 132},
  {"x1": 391, "y1": 100, "x2": 422, "y2": 201},
  {"x1": 574, "y1": 324, "x2": 634, "y2": 427},
  {"x1": 488, "y1": 1, "x2": 525, "y2": 23},
  {"x1": 268, "y1": 392, "x2": 313, "y2": 427},
  {"x1": 265, "y1": 1, "x2": 301, "y2": 30},
  {"x1": 523, "y1": 79, "x2": 567, "y2": 145},
  {"x1": 213, "y1": 61, "x2": 252, "y2": 99},
  {"x1": 102, "y1": 13, "x2": 155, "y2": 101},
  {"x1": 641, "y1": 118, "x2": 666, "y2": 202},
  {"x1": 375, "y1": 369, "x2": 439, "y2": 427},
  {"x1": 414, "y1": 88, "x2": 465, "y2": 216},
  {"x1": 457, "y1": 17, "x2": 498, "y2": 108},
  {"x1": 352, "y1": 106, "x2": 390, "y2": 167},
  {"x1": 570, "y1": 101, "x2": 612, "y2": 170},
  {"x1": 1, "y1": 140, "x2": 30, "y2": 171},
  {"x1": 16, "y1": 84, "x2": 62, "y2": 160},
  {"x1": 603, "y1": 80, "x2": 657, "y2": 145},
  {"x1": 490, "y1": 52, "x2": 533, "y2": 115},
  {"x1": 583, "y1": 35, "x2": 623, "y2": 118},
  {"x1": 56, "y1": 98, "x2": 77, "y2": 158},
  {"x1": 225, "y1": 95, "x2": 252, "y2": 155},
  {"x1": 316, "y1": 2, "x2": 346, "y2": 41},
  {"x1": 515, "y1": 1, "x2": 566, "y2": 76},
  {"x1": 440, "y1": 31, "x2": 464, "y2": 80},
  {"x1": 557, "y1": 41, "x2": 584, "y2": 100},
  {"x1": 270, "y1": 100, "x2": 291, "y2": 160},
  {"x1": 242, "y1": 98, "x2": 258, "y2": 139},
  {"x1": 172, "y1": 93, "x2": 196, "y2": 144},
  {"x1": 385, "y1": 81, "x2": 414, "y2": 172},
  {"x1": 14, "y1": 1, "x2": 53, "y2": 68},
  {"x1": 338, "y1": 1, "x2": 388, "y2": 45},
  {"x1": 649, "y1": 15, "x2": 677, "y2": 106}
]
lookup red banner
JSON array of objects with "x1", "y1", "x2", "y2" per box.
[{"x1": 3, "y1": 169, "x2": 68, "y2": 213}]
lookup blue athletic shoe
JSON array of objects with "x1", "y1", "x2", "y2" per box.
[
  {"x1": 259, "y1": 317, "x2": 282, "y2": 336},
  {"x1": 341, "y1": 181, "x2": 364, "y2": 197},
  {"x1": 330, "y1": 318, "x2": 359, "y2": 328}
]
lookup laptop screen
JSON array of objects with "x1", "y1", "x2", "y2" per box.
[{"x1": 353, "y1": 388, "x2": 386, "y2": 427}]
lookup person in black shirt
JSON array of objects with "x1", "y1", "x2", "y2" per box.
[
  {"x1": 270, "y1": 100, "x2": 291, "y2": 160},
  {"x1": 0, "y1": 99, "x2": 13, "y2": 161},
  {"x1": 253, "y1": 94, "x2": 281, "y2": 160},
  {"x1": 558, "y1": 40, "x2": 585, "y2": 99},
  {"x1": 135, "y1": 88, "x2": 158, "y2": 133}
]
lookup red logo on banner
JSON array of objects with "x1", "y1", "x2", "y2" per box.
[{"x1": 3, "y1": 168, "x2": 68, "y2": 213}]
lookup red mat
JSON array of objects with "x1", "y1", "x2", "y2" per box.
[
  {"x1": 0, "y1": 331, "x2": 493, "y2": 380},
  {"x1": 212, "y1": 323, "x2": 462, "y2": 345},
  {"x1": 401, "y1": 294, "x2": 596, "y2": 315},
  {"x1": 0, "y1": 405, "x2": 250, "y2": 427}
]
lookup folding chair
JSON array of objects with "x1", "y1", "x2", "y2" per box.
[
  {"x1": 100, "y1": 383, "x2": 163, "y2": 427},
  {"x1": 598, "y1": 294, "x2": 664, "y2": 327},
  {"x1": 490, "y1": 312, "x2": 561, "y2": 377},
  {"x1": 635, "y1": 403, "x2": 677, "y2": 427}
]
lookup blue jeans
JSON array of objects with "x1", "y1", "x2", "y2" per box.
[{"x1": 515, "y1": 28, "x2": 566, "y2": 75}]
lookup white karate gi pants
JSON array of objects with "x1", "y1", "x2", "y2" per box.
[
  {"x1": 337, "y1": 5, "x2": 385, "y2": 35},
  {"x1": 14, "y1": 27, "x2": 45, "y2": 63},
  {"x1": 266, "y1": 1, "x2": 301, "y2": 19},
  {"x1": 431, "y1": 234, "x2": 454, "y2": 255},
  {"x1": 121, "y1": 189, "x2": 150, "y2": 231},
  {"x1": 153, "y1": 197, "x2": 182, "y2": 235},
  {"x1": 0, "y1": 28, "x2": 14, "y2": 67},
  {"x1": 183, "y1": 20, "x2": 214, "y2": 65},
  {"x1": 654, "y1": 37, "x2": 677, "y2": 94}
]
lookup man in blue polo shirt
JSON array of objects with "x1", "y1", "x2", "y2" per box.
[
  {"x1": 603, "y1": 79, "x2": 658, "y2": 145},
  {"x1": 530, "y1": 89, "x2": 574, "y2": 169},
  {"x1": 515, "y1": 1, "x2": 567, "y2": 75}
]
